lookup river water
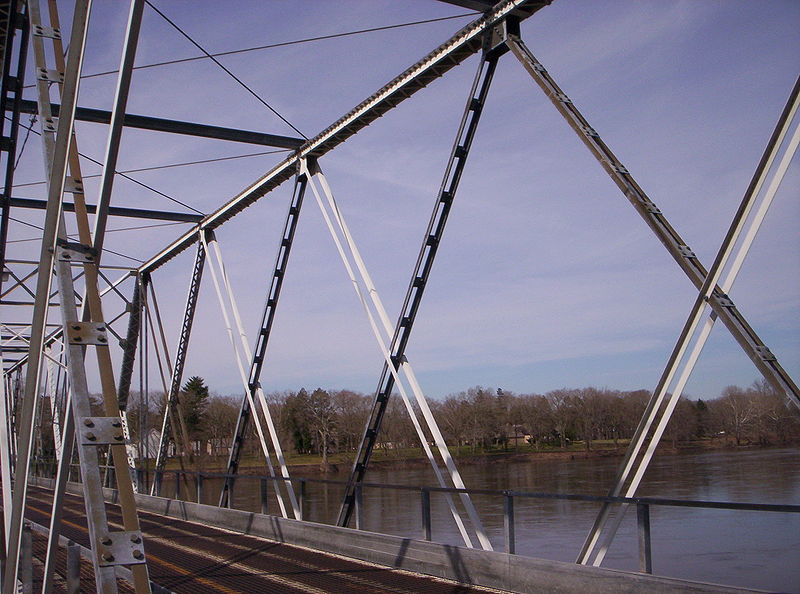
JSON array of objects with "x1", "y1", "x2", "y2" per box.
[{"x1": 194, "y1": 447, "x2": 800, "y2": 592}]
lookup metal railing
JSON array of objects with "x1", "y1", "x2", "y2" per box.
[{"x1": 120, "y1": 467, "x2": 800, "y2": 575}]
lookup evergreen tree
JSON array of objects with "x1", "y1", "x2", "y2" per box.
[{"x1": 179, "y1": 375, "x2": 209, "y2": 441}]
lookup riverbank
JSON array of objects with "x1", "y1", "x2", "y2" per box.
[{"x1": 172, "y1": 437, "x2": 798, "y2": 475}]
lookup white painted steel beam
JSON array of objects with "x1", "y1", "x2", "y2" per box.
[
  {"x1": 303, "y1": 158, "x2": 492, "y2": 550},
  {"x1": 200, "y1": 231, "x2": 300, "y2": 519}
]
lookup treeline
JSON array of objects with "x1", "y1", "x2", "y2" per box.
[{"x1": 125, "y1": 378, "x2": 800, "y2": 462}]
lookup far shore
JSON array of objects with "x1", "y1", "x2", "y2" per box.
[{"x1": 169, "y1": 438, "x2": 799, "y2": 476}]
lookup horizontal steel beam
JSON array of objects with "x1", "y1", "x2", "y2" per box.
[
  {"x1": 138, "y1": 0, "x2": 550, "y2": 274},
  {"x1": 17, "y1": 99, "x2": 305, "y2": 149},
  {"x1": 436, "y1": 0, "x2": 544, "y2": 16},
  {"x1": 9, "y1": 196, "x2": 202, "y2": 222}
]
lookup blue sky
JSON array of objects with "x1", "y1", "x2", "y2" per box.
[{"x1": 8, "y1": 1, "x2": 799, "y2": 400}]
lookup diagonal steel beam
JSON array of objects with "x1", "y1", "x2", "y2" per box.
[{"x1": 505, "y1": 35, "x2": 798, "y2": 405}]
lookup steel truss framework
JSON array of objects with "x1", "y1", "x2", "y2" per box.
[{"x1": 0, "y1": 0, "x2": 796, "y2": 590}]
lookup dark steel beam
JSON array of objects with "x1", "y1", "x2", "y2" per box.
[
  {"x1": 437, "y1": 0, "x2": 544, "y2": 16},
  {"x1": 9, "y1": 196, "x2": 203, "y2": 222},
  {"x1": 16, "y1": 98, "x2": 304, "y2": 149}
]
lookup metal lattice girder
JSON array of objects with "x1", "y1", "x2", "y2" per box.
[
  {"x1": 219, "y1": 167, "x2": 308, "y2": 510},
  {"x1": 137, "y1": 0, "x2": 551, "y2": 275},
  {"x1": 151, "y1": 239, "x2": 205, "y2": 494},
  {"x1": 337, "y1": 38, "x2": 502, "y2": 530},
  {"x1": 504, "y1": 35, "x2": 798, "y2": 406},
  {"x1": 117, "y1": 273, "x2": 143, "y2": 411}
]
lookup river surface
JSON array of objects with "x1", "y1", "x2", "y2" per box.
[{"x1": 190, "y1": 447, "x2": 800, "y2": 592}]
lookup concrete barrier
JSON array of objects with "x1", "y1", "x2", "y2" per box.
[{"x1": 32, "y1": 478, "x2": 758, "y2": 593}]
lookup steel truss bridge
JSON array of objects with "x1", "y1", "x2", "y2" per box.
[{"x1": 0, "y1": 0, "x2": 797, "y2": 592}]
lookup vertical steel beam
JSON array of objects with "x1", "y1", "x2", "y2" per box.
[
  {"x1": 4, "y1": 1, "x2": 92, "y2": 589},
  {"x1": 0, "y1": 0, "x2": 30, "y2": 289},
  {"x1": 337, "y1": 42, "x2": 500, "y2": 531},
  {"x1": 151, "y1": 239, "x2": 205, "y2": 494},
  {"x1": 41, "y1": 3, "x2": 150, "y2": 591},
  {"x1": 220, "y1": 168, "x2": 307, "y2": 509}
]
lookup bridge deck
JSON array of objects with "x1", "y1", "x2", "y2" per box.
[{"x1": 23, "y1": 486, "x2": 499, "y2": 593}]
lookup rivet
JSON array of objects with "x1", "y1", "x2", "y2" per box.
[
  {"x1": 132, "y1": 550, "x2": 144, "y2": 560},
  {"x1": 83, "y1": 419, "x2": 94, "y2": 427}
]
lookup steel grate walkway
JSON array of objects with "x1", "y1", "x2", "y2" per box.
[{"x1": 22, "y1": 486, "x2": 504, "y2": 593}]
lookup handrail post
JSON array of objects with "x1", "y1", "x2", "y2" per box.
[
  {"x1": 196, "y1": 472, "x2": 203, "y2": 503},
  {"x1": 504, "y1": 492, "x2": 515, "y2": 554},
  {"x1": 637, "y1": 502, "x2": 652, "y2": 574},
  {"x1": 421, "y1": 488, "x2": 432, "y2": 541},
  {"x1": 260, "y1": 478, "x2": 268, "y2": 515},
  {"x1": 228, "y1": 475, "x2": 235, "y2": 508},
  {"x1": 174, "y1": 470, "x2": 181, "y2": 499},
  {"x1": 21, "y1": 521, "x2": 32, "y2": 594},
  {"x1": 354, "y1": 484, "x2": 363, "y2": 530},
  {"x1": 299, "y1": 479, "x2": 306, "y2": 521},
  {"x1": 66, "y1": 540, "x2": 81, "y2": 593}
]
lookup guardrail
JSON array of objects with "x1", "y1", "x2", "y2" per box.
[
  {"x1": 42, "y1": 462, "x2": 800, "y2": 576},
  {"x1": 149, "y1": 467, "x2": 800, "y2": 574}
]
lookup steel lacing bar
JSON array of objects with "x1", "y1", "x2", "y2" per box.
[
  {"x1": 219, "y1": 168, "x2": 307, "y2": 509},
  {"x1": 337, "y1": 49, "x2": 499, "y2": 530},
  {"x1": 151, "y1": 239, "x2": 205, "y2": 495},
  {"x1": 117, "y1": 273, "x2": 143, "y2": 412},
  {"x1": 505, "y1": 35, "x2": 798, "y2": 405}
]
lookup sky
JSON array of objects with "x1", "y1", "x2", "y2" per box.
[{"x1": 6, "y1": 0, "x2": 799, "y2": 401}]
